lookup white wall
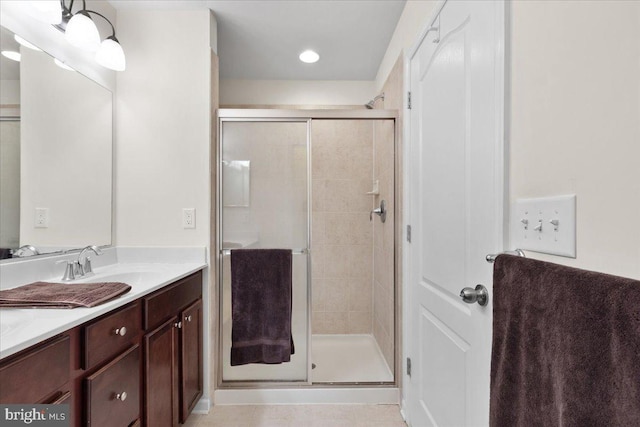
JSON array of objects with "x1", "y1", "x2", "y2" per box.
[
  {"x1": 0, "y1": 0, "x2": 117, "y2": 91},
  {"x1": 374, "y1": 0, "x2": 438, "y2": 91},
  {"x1": 220, "y1": 79, "x2": 374, "y2": 106},
  {"x1": 509, "y1": 0, "x2": 640, "y2": 279},
  {"x1": 20, "y1": 47, "x2": 112, "y2": 248},
  {"x1": 0, "y1": 121, "x2": 20, "y2": 248},
  {"x1": 0, "y1": 80, "x2": 20, "y2": 105},
  {"x1": 115, "y1": 9, "x2": 212, "y2": 247}
]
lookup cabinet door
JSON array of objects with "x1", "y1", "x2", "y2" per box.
[
  {"x1": 180, "y1": 299, "x2": 203, "y2": 423},
  {"x1": 85, "y1": 345, "x2": 140, "y2": 427},
  {"x1": 144, "y1": 317, "x2": 179, "y2": 427}
]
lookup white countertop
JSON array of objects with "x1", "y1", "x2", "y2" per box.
[{"x1": 0, "y1": 247, "x2": 207, "y2": 360}]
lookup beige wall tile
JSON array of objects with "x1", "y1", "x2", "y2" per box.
[
  {"x1": 348, "y1": 311, "x2": 373, "y2": 334},
  {"x1": 324, "y1": 245, "x2": 350, "y2": 278}
]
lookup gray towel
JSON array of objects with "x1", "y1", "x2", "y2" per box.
[
  {"x1": 230, "y1": 249, "x2": 294, "y2": 365},
  {"x1": 490, "y1": 255, "x2": 640, "y2": 427},
  {"x1": 0, "y1": 282, "x2": 131, "y2": 308}
]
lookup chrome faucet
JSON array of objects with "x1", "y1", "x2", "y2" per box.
[
  {"x1": 13, "y1": 245, "x2": 40, "y2": 257},
  {"x1": 76, "y1": 245, "x2": 104, "y2": 277}
]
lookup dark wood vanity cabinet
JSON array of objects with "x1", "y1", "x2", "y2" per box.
[
  {"x1": 0, "y1": 270, "x2": 203, "y2": 427},
  {"x1": 0, "y1": 335, "x2": 71, "y2": 404},
  {"x1": 143, "y1": 272, "x2": 203, "y2": 427}
]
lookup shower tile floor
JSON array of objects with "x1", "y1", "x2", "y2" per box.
[
  {"x1": 311, "y1": 334, "x2": 393, "y2": 383},
  {"x1": 186, "y1": 404, "x2": 407, "y2": 427}
]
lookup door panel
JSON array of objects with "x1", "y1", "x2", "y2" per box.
[{"x1": 407, "y1": 1, "x2": 505, "y2": 426}]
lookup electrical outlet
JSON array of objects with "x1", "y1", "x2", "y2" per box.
[
  {"x1": 182, "y1": 208, "x2": 196, "y2": 229},
  {"x1": 35, "y1": 208, "x2": 49, "y2": 228}
]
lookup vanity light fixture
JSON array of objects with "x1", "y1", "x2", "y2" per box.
[
  {"x1": 29, "y1": 0, "x2": 126, "y2": 71},
  {"x1": 14, "y1": 35, "x2": 42, "y2": 51},
  {"x1": 1, "y1": 51, "x2": 21, "y2": 62},
  {"x1": 299, "y1": 50, "x2": 320, "y2": 64}
]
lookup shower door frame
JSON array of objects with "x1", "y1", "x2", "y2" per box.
[{"x1": 217, "y1": 109, "x2": 399, "y2": 389}]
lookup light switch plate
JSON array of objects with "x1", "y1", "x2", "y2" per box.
[{"x1": 511, "y1": 195, "x2": 576, "y2": 258}]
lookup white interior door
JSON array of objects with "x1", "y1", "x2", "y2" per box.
[{"x1": 405, "y1": 1, "x2": 505, "y2": 426}]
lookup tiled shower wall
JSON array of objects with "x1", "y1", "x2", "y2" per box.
[{"x1": 311, "y1": 120, "x2": 375, "y2": 334}]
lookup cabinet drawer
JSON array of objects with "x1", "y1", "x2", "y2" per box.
[
  {"x1": 86, "y1": 345, "x2": 140, "y2": 427},
  {"x1": 143, "y1": 271, "x2": 202, "y2": 330},
  {"x1": 83, "y1": 301, "x2": 141, "y2": 370},
  {"x1": 0, "y1": 335, "x2": 70, "y2": 403}
]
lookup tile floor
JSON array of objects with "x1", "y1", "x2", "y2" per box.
[{"x1": 183, "y1": 404, "x2": 408, "y2": 427}]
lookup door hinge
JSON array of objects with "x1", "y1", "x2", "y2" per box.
[
  {"x1": 407, "y1": 91, "x2": 412, "y2": 109},
  {"x1": 407, "y1": 357, "x2": 412, "y2": 377},
  {"x1": 407, "y1": 225, "x2": 412, "y2": 243}
]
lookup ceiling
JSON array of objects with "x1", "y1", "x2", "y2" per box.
[{"x1": 108, "y1": 0, "x2": 406, "y2": 80}]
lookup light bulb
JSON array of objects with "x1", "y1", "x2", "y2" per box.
[
  {"x1": 65, "y1": 11, "x2": 100, "y2": 52},
  {"x1": 95, "y1": 36, "x2": 126, "y2": 71}
]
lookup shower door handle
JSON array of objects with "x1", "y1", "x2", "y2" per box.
[{"x1": 460, "y1": 285, "x2": 489, "y2": 306}]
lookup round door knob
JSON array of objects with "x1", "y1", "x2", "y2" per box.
[
  {"x1": 113, "y1": 326, "x2": 127, "y2": 336},
  {"x1": 459, "y1": 284, "x2": 489, "y2": 306},
  {"x1": 186, "y1": 315, "x2": 192, "y2": 322},
  {"x1": 116, "y1": 391, "x2": 127, "y2": 401}
]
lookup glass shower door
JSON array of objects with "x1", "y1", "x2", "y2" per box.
[{"x1": 220, "y1": 120, "x2": 309, "y2": 382}]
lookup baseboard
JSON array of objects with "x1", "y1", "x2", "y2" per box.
[
  {"x1": 213, "y1": 388, "x2": 400, "y2": 405},
  {"x1": 192, "y1": 397, "x2": 211, "y2": 414}
]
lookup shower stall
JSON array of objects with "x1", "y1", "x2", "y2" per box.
[{"x1": 217, "y1": 109, "x2": 397, "y2": 394}]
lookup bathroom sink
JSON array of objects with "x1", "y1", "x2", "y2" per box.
[{"x1": 78, "y1": 270, "x2": 163, "y2": 286}]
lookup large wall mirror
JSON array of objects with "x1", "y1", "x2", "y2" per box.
[{"x1": 0, "y1": 26, "x2": 112, "y2": 259}]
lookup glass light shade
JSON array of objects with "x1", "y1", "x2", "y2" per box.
[
  {"x1": 29, "y1": 1, "x2": 62, "y2": 24},
  {"x1": 95, "y1": 37, "x2": 126, "y2": 71},
  {"x1": 65, "y1": 11, "x2": 101, "y2": 52}
]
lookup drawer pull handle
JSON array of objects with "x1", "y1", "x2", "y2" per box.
[
  {"x1": 174, "y1": 321, "x2": 182, "y2": 329},
  {"x1": 186, "y1": 315, "x2": 192, "y2": 322},
  {"x1": 116, "y1": 391, "x2": 127, "y2": 402},
  {"x1": 114, "y1": 326, "x2": 127, "y2": 336}
]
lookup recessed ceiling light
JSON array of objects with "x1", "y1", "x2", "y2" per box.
[
  {"x1": 14, "y1": 35, "x2": 41, "y2": 52},
  {"x1": 1, "y1": 51, "x2": 21, "y2": 62},
  {"x1": 299, "y1": 50, "x2": 319, "y2": 64}
]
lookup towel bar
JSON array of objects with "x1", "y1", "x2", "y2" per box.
[
  {"x1": 220, "y1": 248, "x2": 308, "y2": 256},
  {"x1": 486, "y1": 249, "x2": 525, "y2": 263}
]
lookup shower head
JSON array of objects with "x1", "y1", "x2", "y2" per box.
[{"x1": 364, "y1": 93, "x2": 385, "y2": 109}]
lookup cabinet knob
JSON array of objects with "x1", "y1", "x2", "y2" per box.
[
  {"x1": 116, "y1": 391, "x2": 127, "y2": 402},
  {"x1": 113, "y1": 326, "x2": 127, "y2": 336},
  {"x1": 185, "y1": 315, "x2": 192, "y2": 322},
  {"x1": 174, "y1": 321, "x2": 182, "y2": 329}
]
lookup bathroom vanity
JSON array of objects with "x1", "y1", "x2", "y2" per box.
[{"x1": 0, "y1": 257, "x2": 205, "y2": 427}]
